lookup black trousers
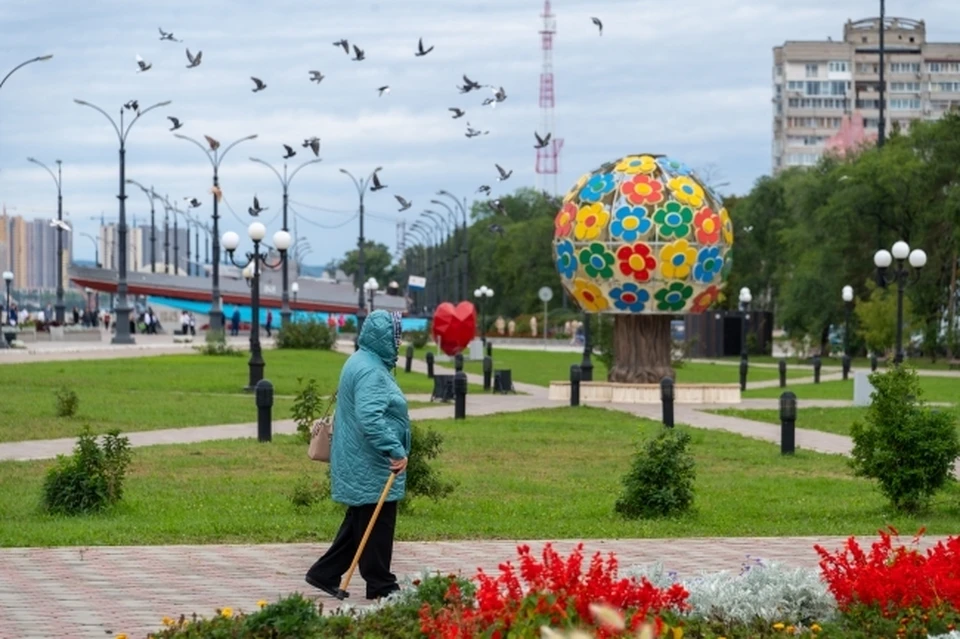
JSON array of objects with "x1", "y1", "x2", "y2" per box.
[{"x1": 306, "y1": 501, "x2": 399, "y2": 599}]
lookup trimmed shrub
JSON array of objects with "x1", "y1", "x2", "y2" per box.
[
  {"x1": 290, "y1": 377, "x2": 332, "y2": 442},
  {"x1": 54, "y1": 386, "x2": 79, "y2": 417},
  {"x1": 615, "y1": 427, "x2": 696, "y2": 519},
  {"x1": 275, "y1": 319, "x2": 334, "y2": 350},
  {"x1": 42, "y1": 427, "x2": 132, "y2": 515}
]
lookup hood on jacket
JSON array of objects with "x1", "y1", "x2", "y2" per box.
[{"x1": 358, "y1": 309, "x2": 400, "y2": 368}]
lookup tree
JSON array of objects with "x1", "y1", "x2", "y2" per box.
[
  {"x1": 337, "y1": 241, "x2": 400, "y2": 288},
  {"x1": 854, "y1": 279, "x2": 912, "y2": 357}
]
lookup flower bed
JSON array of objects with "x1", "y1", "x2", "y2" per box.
[{"x1": 125, "y1": 531, "x2": 959, "y2": 638}]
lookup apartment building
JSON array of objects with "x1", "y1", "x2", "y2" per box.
[
  {"x1": 772, "y1": 16, "x2": 960, "y2": 171},
  {"x1": 0, "y1": 210, "x2": 69, "y2": 291}
]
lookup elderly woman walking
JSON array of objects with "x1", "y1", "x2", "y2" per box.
[{"x1": 306, "y1": 310, "x2": 411, "y2": 600}]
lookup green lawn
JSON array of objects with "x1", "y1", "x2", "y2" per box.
[
  {"x1": 743, "y1": 375, "x2": 960, "y2": 403},
  {"x1": 4, "y1": 406, "x2": 960, "y2": 547},
  {"x1": 711, "y1": 405, "x2": 960, "y2": 438},
  {"x1": 0, "y1": 351, "x2": 462, "y2": 443},
  {"x1": 740, "y1": 354, "x2": 960, "y2": 371},
  {"x1": 421, "y1": 347, "x2": 810, "y2": 387}
]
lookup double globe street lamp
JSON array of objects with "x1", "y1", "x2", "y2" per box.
[
  {"x1": 841, "y1": 285, "x2": 855, "y2": 380},
  {"x1": 474, "y1": 285, "x2": 494, "y2": 344},
  {"x1": 874, "y1": 240, "x2": 927, "y2": 365},
  {"x1": 364, "y1": 277, "x2": 379, "y2": 312},
  {"x1": 222, "y1": 223, "x2": 291, "y2": 391}
]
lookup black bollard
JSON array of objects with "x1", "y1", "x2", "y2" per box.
[
  {"x1": 660, "y1": 377, "x2": 675, "y2": 428},
  {"x1": 255, "y1": 379, "x2": 274, "y2": 443},
  {"x1": 841, "y1": 353, "x2": 851, "y2": 381},
  {"x1": 404, "y1": 345, "x2": 414, "y2": 374},
  {"x1": 454, "y1": 371, "x2": 467, "y2": 420},
  {"x1": 778, "y1": 358, "x2": 787, "y2": 388},
  {"x1": 454, "y1": 353, "x2": 464, "y2": 372},
  {"x1": 813, "y1": 354, "x2": 822, "y2": 384},
  {"x1": 570, "y1": 364, "x2": 581, "y2": 407},
  {"x1": 739, "y1": 355, "x2": 748, "y2": 392},
  {"x1": 870, "y1": 353, "x2": 878, "y2": 372},
  {"x1": 482, "y1": 356, "x2": 492, "y2": 392},
  {"x1": 426, "y1": 351, "x2": 435, "y2": 378},
  {"x1": 486, "y1": 341, "x2": 493, "y2": 358},
  {"x1": 779, "y1": 391, "x2": 797, "y2": 455}
]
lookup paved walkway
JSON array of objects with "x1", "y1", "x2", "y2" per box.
[{"x1": 0, "y1": 535, "x2": 948, "y2": 639}]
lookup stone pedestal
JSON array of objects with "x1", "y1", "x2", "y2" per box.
[
  {"x1": 468, "y1": 337, "x2": 484, "y2": 361},
  {"x1": 853, "y1": 370, "x2": 875, "y2": 407}
]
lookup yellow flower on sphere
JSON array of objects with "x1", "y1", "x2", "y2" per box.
[
  {"x1": 614, "y1": 155, "x2": 657, "y2": 175},
  {"x1": 221, "y1": 607, "x2": 233, "y2": 618},
  {"x1": 574, "y1": 203, "x2": 610, "y2": 241},
  {"x1": 257, "y1": 599, "x2": 268, "y2": 609},
  {"x1": 572, "y1": 279, "x2": 609, "y2": 312},
  {"x1": 659, "y1": 239, "x2": 698, "y2": 280},
  {"x1": 668, "y1": 176, "x2": 705, "y2": 208},
  {"x1": 720, "y1": 207, "x2": 734, "y2": 244},
  {"x1": 564, "y1": 172, "x2": 591, "y2": 203}
]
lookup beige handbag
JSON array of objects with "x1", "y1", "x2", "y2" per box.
[{"x1": 308, "y1": 392, "x2": 337, "y2": 462}]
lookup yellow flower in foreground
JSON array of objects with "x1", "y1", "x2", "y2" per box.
[
  {"x1": 257, "y1": 599, "x2": 268, "y2": 609},
  {"x1": 589, "y1": 602, "x2": 625, "y2": 631},
  {"x1": 671, "y1": 627, "x2": 684, "y2": 639},
  {"x1": 115, "y1": 635, "x2": 128, "y2": 639},
  {"x1": 810, "y1": 623, "x2": 822, "y2": 633},
  {"x1": 221, "y1": 607, "x2": 233, "y2": 618},
  {"x1": 772, "y1": 622, "x2": 785, "y2": 631},
  {"x1": 786, "y1": 626, "x2": 795, "y2": 634},
  {"x1": 161, "y1": 616, "x2": 174, "y2": 626}
]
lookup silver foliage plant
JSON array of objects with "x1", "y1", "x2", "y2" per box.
[
  {"x1": 623, "y1": 557, "x2": 837, "y2": 625},
  {"x1": 928, "y1": 633, "x2": 960, "y2": 639}
]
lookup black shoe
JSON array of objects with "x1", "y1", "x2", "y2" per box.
[{"x1": 305, "y1": 574, "x2": 348, "y2": 598}]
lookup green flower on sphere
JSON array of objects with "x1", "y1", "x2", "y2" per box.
[
  {"x1": 655, "y1": 282, "x2": 694, "y2": 312},
  {"x1": 653, "y1": 201, "x2": 694, "y2": 239},
  {"x1": 578, "y1": 242, "x2": 615, "y2": 279}
]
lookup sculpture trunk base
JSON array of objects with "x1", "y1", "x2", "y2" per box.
[{"x1": 608, "y1": 314, "x2": 674, "y2": 383}]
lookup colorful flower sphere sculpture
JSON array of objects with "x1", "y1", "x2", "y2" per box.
[{"x1": 553, "y1": 154, "x2": 733, "y2": 315}]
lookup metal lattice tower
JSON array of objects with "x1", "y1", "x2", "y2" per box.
[{"x1": 535, "y1": 0, "x2": 563, "y2": 195}]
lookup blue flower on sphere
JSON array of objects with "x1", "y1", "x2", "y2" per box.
[
  {"x1": 556, "y1": 240, "x2": 577, "y2": 279},
  {"x1": 656, "y1": 157, "x2": 692, "y2": 177},
  {"x1": 579, "y1": 173, "x2": 616, "y2": 203},
  {"x1": 609, "y1": 206, "x2": 653, "y2": 242},
  {"x1": 693, "y1": 246, "x2": 724, "y2": 283},
  {"x1": 609, "y1": 283, "x2": 650, "y2": 312}
]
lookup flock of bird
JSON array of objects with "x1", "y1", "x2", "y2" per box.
[{"x1": 130, "y1": 16, "x2": 605, "y2": 239}]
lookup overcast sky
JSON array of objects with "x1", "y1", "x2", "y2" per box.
[{"x1": 2, "y1": 0, "x2": 959, "y2": 265}]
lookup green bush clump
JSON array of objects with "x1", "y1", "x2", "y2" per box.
[
  {"x1": 276, "y1": 319, "x2": 335, "y2": 350},
  {"x1": 406, "y1": 329, "x2": 430, "y2": 349},
  {"x1": 289, "y1": 474, "x2": 330, "y2": 510},
  {"x1": 196, "y1": 329, "x2": 243, "y2": 356},
  {"x1": 850, "y1": 366, "x2": 960, "y2": 513},
  {"x1": 401, "y1": 423, "x2": 456, "y2": 512},
  {"x1": 290, "y1": 377, "x2": 332, "y2": 442},
  {"x1": 54, "y1": 386, "x2": 79, "y2": 417},
  {"x1": 42, "y1": 427, "x2": 132, "y2": 515},
  {"x1": 615, "y1": 427, "x2": 696, "y2": 519}
]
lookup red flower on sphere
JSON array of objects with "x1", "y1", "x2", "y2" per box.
[
  {"x1": 693, "y1": 207, "x2": 721, "y2": 244},
  {"x1": 690, "y1": 285, "x2": 721, "y2": 314},
  {"x1": 554, "y1": 202, "x2": 576, "y2": 238},
  {"x1": 620, "y1": 175, "x2": 664, "y2": 206},
  {"x1": 616, "y1": 243, "x2": 657, "y2": 282}
]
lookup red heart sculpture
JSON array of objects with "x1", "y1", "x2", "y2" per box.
[{"x1": 432, "y1": 301, "x2": 477, "y2": 356}]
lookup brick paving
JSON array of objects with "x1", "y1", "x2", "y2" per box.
[{"x1": 0, "y1": 535, "x2": 950, "y2": 639}]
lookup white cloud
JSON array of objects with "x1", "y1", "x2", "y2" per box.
[{"x1": 2, "y1": 0, "x2": 960, "y2": 264}]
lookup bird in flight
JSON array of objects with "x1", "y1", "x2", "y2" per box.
[
  {"x1": 394, "y1": 195, "x2": 412, "y2": 211},
  {"x1": 123, "y1": 100, "x2": 139, "y2": 112},
  {"x1": 282, "y1": 144, "x2": 296, "y2": 159},
  {"x1": 248, "y1": 196, "x2": 267, "y2": 216},
  {"x1": 185, "y1": 48, "x2": 202, "y2": 68},
  {"x1": 186, "y1": 197, "x2": 202, "y2": 208},
  {"x1": 352, "y1": 45, "x2": 365, "y2": 61},
  {"x1": 204, "y1": 135, "x2": 220, "y2": 151},
  {"x1": 135, "y1": 54, "x2": 152, "y2": 72},
  {"x1": 476, "y1": 185, "x2": 491, "y2": 195},
  {"x1": 302, "y1": 137, "x2": 320, "y2": 157},
  {"x1": 50, "y1": 219, "x2": 71, "y2": 232},
  {"x1": 370, "y1": 170, "x2": 386, "y2": 191},
  {"x1": 308, "y1": 70, "x2": 324, "y2": 84},
  {"x1": 377, "y1": 85, "x2": 390, "y2": 97},
  {"x1": 415, "y1": 38, "x2": 434, "y2": 57},
  {"x1": 465, "y1": 123, "x2": 488, "y2": 138},
  {"x1": 167, "y1": 116, "x2": 183, "y2": 131},
  {"x1": 449, "y1": 107, "x2": 465, "y2": 119},
  {"x1": 251, "y1": 77, "x2": 267, "y2": 92},
  {"x1": 488, "y1": 223, "x2": 505, "y2": 236},
  {"x1": 463, "y1": 75, "x2": 481, "y2": 91},
  {"x1": 591, "y1": 17, "x2": 603, "y2": 35},
  {"x1": 489, "y1": 199, "x2": 508, "y2": 216},
  {"x1": 495, "y1": 164, "x2": 513, "y2": 181},
  {"x1": 158, "y1": 28, "x2": 180, "y2": 42},
  {"x1": 333, "y1": 39, "x2": 349, "y2": 54},
  {"x1": 534, "y1": 132, "x2": 551, "y2": 149}
]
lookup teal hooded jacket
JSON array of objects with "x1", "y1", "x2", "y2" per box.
[{"x1": 330, "y1": 310, "x2": 411, "y2": 506}]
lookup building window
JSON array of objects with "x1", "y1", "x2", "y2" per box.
[
  {"x1": 776, "y1": 64, "x2": 783, "y2": 76},
  {"x1": 828, "y1": 61, "x2": 848, "y2": 73},
  {"x1": 890, "y1": 81, "x2": 921, "y2": 92},
  {"x1": 806, "y1": 63, "x2": 819, "y2": 78},
  {"x1": 787, "y1": 80, "x2": 804, "y2": 91},
  {"x1": 890, "y1": 62, "x2": 921, "y2": 73},
  {"x1": 806, "y1": 81, "x2": 821, "y2": 95},
  {"x1": 856, "y1": 62, "x2": 879, "y2": 74},
  {"x1": 889, "y1": 98, "x2": 921, "y2": 110},
  {"x1": 931, "y1": 82, "x2": 960, "y2": 93}
]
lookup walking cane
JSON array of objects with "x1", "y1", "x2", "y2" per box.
[{"x1": 336, "y1": 469, "x2": 399, "y2": 600}]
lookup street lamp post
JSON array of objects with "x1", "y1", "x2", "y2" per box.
[
  {"x1": 250, "y1": 156, "x2": 322, "y2": 328},
  {"x1": 126, "y1": 179, "x2": 159, "y2": 272},
  {"x1": 26, "y1": 157, "x2": 65, "y2": 323},
  {"x1": 75, "y1": 97, "x2": 171, "y2": 344},
  {"x1": 474, "y1": 285, "x2": 493, "y2": 344},
  {"x1": 0, "y1": 55, "x2": 53, "y2": 91},
  {"x1": 291, "y1": 281, "x2": 299, "y2": 306},
  {"x1": 430, "y1": 199, "x2": 462, "y2": 301},
  {"x1": 222, "y1": 223, "x2": 291, "y2": 390},
  {"x1": 364, "y1": 277, "x2": 379, "y2": 311},
  {"x1": 424, "y1": 211, "x2": 451, "y2": 303},
  {"x1": 842, "y1": 285, "x2": 855, "y2": 380},
  {"x1": 79, "y1": 232, "x2": 100, "y2": 268},
  {"x1": 409, "y1": 224, "x2": 432, "y2": 310},
  {"x1": 1, "y1": 271, "x2": 12, "y2": 349},
  {"x1": 340, "y1": 167, "x2": 383, "y2": 335},
  {"x1": 174, "y1": 133, "x2": 258, "y2": 332},
  {"x1": 437, "y1": 190, "x2": 470, "y2": 297},
  {"x1": 874, "y1": 241, "x2": 927, "y2": 365},
  {"x1": 739, "y1": 287, "x2": 753, "y2": 361}
]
